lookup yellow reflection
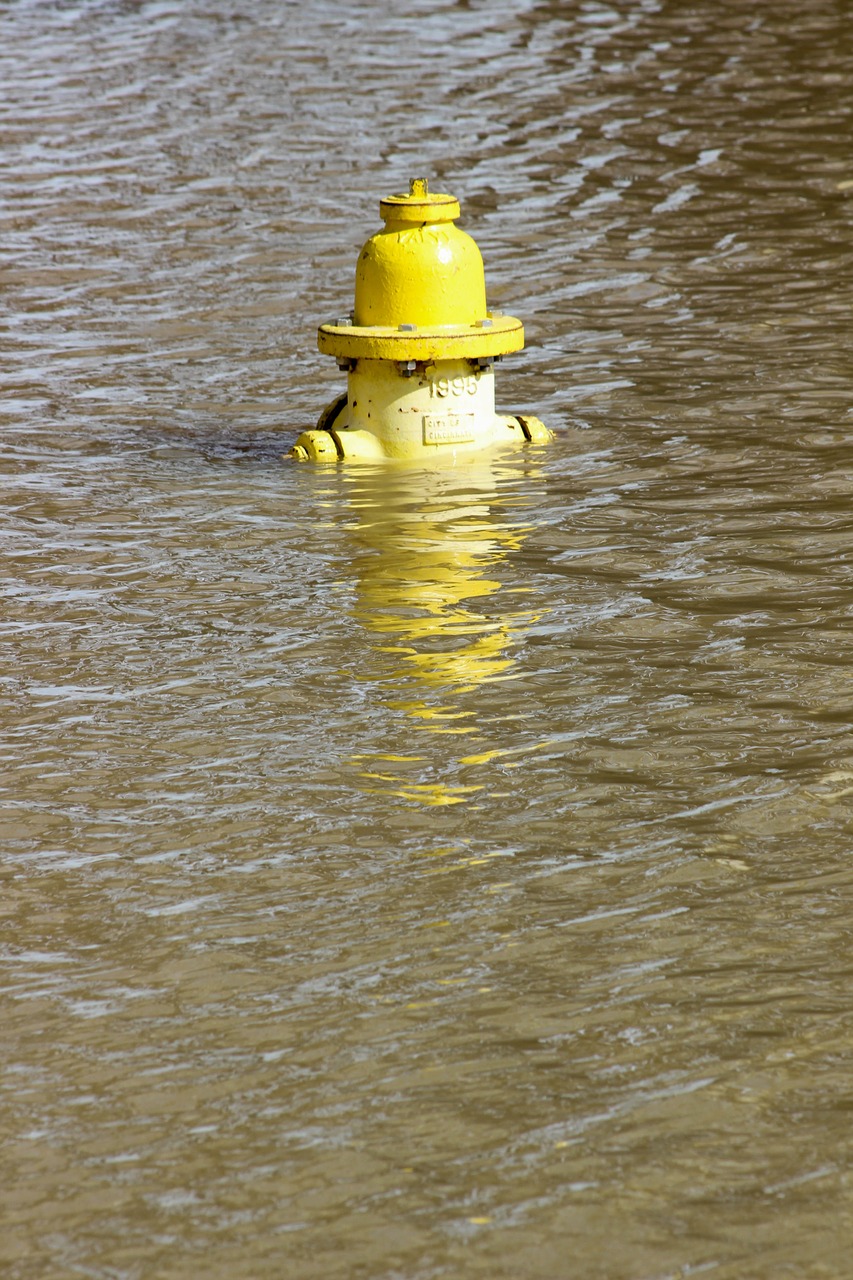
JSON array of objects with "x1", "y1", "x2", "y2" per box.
[
  {"x1": 347, "y1": 460, "x2": 538, "y2": 687},
  {"x1": 339, "y1": 457, "x2": 544, "y2": 807}
]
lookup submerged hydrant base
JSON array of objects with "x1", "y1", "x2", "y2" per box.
[{"x1": 292, "y1": 178, "x2": 551, "y2": 463}]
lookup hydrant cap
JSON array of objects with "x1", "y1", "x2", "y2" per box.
[
  {"x1": 317, "y1": 176, "x2": 525, "y2": 360},
  {"x1": 379, "y1": 176, "x2": 461, "y2": 224}
]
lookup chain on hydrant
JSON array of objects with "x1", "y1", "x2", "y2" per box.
[{"x1": 290, "y1": 178, "x2": 552, "y2": 463}]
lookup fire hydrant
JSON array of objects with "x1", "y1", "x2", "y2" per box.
[{"x1": 290, "y1": 179, "x2": 551, "y2": 462}]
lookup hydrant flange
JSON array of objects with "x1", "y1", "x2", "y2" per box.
[{"x1": 317, "y1": 313, "x2": 524, "y2": 364}]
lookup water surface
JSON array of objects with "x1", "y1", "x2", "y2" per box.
[{"x1": 2, "y1": 2, "x2": 853, "y2": 1277}]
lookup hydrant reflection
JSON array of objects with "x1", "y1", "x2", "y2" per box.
[{"x1": 341, "y1": 457, "x2": 544, "y2": 806}]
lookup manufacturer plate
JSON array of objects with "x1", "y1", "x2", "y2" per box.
[{"x1": 422, "y1": 413, "x2": 476, "y2": 445}]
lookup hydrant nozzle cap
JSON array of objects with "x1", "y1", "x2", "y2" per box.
[{"x1": 380, "y1": 176, "x2": 461, "y2": 224}]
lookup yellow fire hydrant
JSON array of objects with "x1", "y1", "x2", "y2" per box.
[{"x1": 290, "y1": 178, "x2": 551, "y2": 462}]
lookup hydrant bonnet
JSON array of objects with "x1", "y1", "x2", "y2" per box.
[{"x1": 318, "y1": 178, "x2": 523, "y2": 363}]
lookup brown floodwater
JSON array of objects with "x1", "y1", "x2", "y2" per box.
[{"x1": 2, "y1": 1, "x2": 853, "y2": 1277}]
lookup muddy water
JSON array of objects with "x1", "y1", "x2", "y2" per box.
[{"x1": 2, "y1": 1, "x2": 853, "y2": 1277}]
